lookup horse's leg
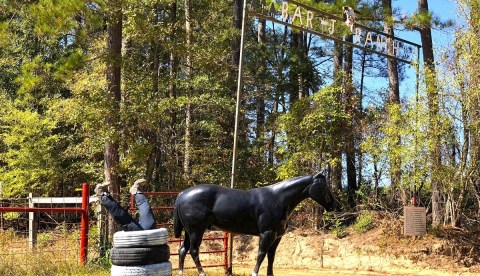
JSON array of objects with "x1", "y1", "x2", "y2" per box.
[
  {"x1": 178, "y1": 231, "x2": 190, "y2": 276},
  {"x1": 266, "y1": 237, "x2": 282, "y2": 276},
  {"x1": 252, "y1": 230, "x2": 276, "y2": 276},
  {"x1": 189, "y1": 229, "x2": 207, "y2": 276}
]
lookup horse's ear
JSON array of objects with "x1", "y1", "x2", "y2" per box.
[{"x1": 313, "y1": 172, "x2": 325, "y2": 180}]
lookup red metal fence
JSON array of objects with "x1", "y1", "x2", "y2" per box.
[
  {"x1": 0, "y1": 184, "x2": 92, "y2": 273},
  {"x1": 0, "y1": 186, "x2": 228, "y2": 273},
  {"x1": 130, "y1": 191, "x2": 228, "y2": 272}
]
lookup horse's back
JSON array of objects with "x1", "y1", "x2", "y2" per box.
[
  {"x1": 176, "y1": 184, "x2": 219, "y2": 209},
  {"x1": 175, "y1": 184, "x2": 254, "y2": 212},
  {"x1": 175, "y1": 184, "x2": 262, "y2": 234}
]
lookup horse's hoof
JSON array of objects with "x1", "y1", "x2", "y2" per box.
[
  {"x1": 252, "y1": 273, "x2": 258, "y2": 276},
  {"x1": 199, "y1": 272, "x2": 206, "y2": 276},
  {"x1": 178, "y1": 270, "x2": 183, "y2": 276}
]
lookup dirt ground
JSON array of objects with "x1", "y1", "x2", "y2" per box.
[{"x1": 170, "y1": 214, "x2": 480, "y2": 275}]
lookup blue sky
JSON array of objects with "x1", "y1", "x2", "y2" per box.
[
  {"x1": 361, "y1": 0, "x2": 458, "y2": 104},
  {"x1": 395, "y1": 0, "x2": 457, "y2": 49}
]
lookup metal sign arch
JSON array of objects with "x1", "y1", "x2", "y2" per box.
[{"x1": 248, "y1": 0, "x2": 421, "y2": 64}]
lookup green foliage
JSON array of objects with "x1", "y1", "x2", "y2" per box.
[
  {"x1": 405, "y1": 10, "x2": 454, "y2": 30},
  {"x1": 332, "y1": 220, "x2": 348, "y2": 239},
  {"x1": 0, "y1": 0, "x2": 103, "y2": 197},
  {"x1": 353, "y1": 211, "x2": 375, "y2": 233},
  {"x1": 37, "y1": 232, "x2": 55, "y2": 248},
  {"x1": 0, "y1": 105, "x2": 61, "y2": 197},
  {"x1": 361, "y1": 91, "x2": 434, "y2": 203},
  {"x1": 277, "y1": 86, "x2": 346, "y2": 179},
  {"x1": 324, "y1": 211, "x2": 348, "y2": 238},
  {"x1": 428, "y1": 224, "x2": 443, "y2": 237},
  {"x1": 0, "y1": 212, "x2": 20, "y2": 221}
]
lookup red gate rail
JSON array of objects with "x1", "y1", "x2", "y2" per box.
[{"x1": 0, "y1": 183, "x2": 90, "y2": 265}]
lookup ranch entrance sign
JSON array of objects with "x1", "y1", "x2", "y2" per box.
[{"x1": 248, "y1": 0, "x2": 421, "y2": 64}]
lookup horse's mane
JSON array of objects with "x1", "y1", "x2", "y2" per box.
[{"x1": 268, "y1": 175, "x2": 312, "y2": 191}]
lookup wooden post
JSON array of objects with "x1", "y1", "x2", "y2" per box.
[
  {"x1": 96, "y1": 198, "x2": 108, "y2": 258},
  {"x1": 28, "y1": 193, "x2": 38, "y2": 250}
]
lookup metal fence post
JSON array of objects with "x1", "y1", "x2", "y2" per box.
[
  {"x1": 80, "y1": 183, "x2": 89, "y2": 265},
  {"x1": 224, "y1": 231, "x2": 229, "y2": 273},
  {"x1": 28, "y1": 193, "x2": 37, "y2": 250}
]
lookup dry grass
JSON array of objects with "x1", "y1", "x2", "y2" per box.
[
  {"x1": 0, "y1": 229, "x2": 109, "y2": 276},
  {"x1": 0, "y1": 228, "x2": 232, "y2": 276}
]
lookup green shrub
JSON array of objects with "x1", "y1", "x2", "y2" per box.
[
  {"x1": 429, "y1": 224, "x2": 443, "y2": 237},
  {"x1": 353, "y1": 211, "x2": 374, "y2": 233},
  {"x1": 37, "y1": 232, "x2": 54, "y2": 247},
  {"x1": 332, "y1": 220, "x2": 348, "y2": 238}
]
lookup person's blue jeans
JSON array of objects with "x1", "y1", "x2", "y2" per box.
[{"x1": 100, "y1": 193, "x2": 156, "y2": 231}]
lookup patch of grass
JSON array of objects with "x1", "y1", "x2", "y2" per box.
[
  {"x1": 0, "y1": 229, "x2": 109, "y2": 276},
  {"x1": 353, "y1": 211, "x2": 374, "y2": 233},
  {"x1": 0, "y1": 252, "x2": 103, "y2": 276},
  {"x1": 428, "y1": 224, "x2": 443, "y2": 237}
]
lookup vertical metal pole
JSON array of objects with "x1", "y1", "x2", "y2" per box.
[
  {"x1": 80, "y1": 183, "x2": 89, "y2": 265},
  {"x1": 228, "y1": 0, "x2": 248, "y2": 274},
  {"x1": 223, "y1": 231, "x2": 229, "y2": 273}
]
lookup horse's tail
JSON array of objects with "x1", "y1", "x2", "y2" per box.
[{"x1": 173, "y1": 205, "x2": 183, "y2": 238}]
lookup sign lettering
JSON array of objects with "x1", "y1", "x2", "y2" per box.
[{"x1": 249, "y1": 0, "x2": 420, "y2": 64}]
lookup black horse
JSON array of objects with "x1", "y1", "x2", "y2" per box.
[{"x1": 173, "y1": 173, "x2": 338, "y2": 276}]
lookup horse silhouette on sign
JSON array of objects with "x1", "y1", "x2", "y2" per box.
[{"x1": 173, "y1": 173, "x2": 339, "y2": 276}]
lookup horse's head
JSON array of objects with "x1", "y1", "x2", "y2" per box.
[{"x1": 308, "y1": 173, "x2": 340, "y2": 212}]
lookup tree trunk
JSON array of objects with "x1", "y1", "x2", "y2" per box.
[
  {"x1": 231, "y1": 0, "x2": 242, "y2": 97},
  {"x1": 256, "y1": 18, "x2": 266, "y2": 141},
  {"x1": 383, "y1": 0, "x2": 403, "y2": 204},
  {"x1": 267, "y1": 23, "x2": 287, "y2": 166},
  {"x1": 183, "y1": 0, "x2": 193, "y2": 184},
  {"x1": 373, "y1": 157, "x2": 380, "y2": 200},
  {"x1": 297, "y1": 32, "x2": 307, "y2": 99},
  {"x1": 289, "y1": 31, "x2": 300, "y2": 103},
  {"x1": 330, "y1": 41, "x2": 343, "y2": 192},
  {"x1": 464, "y1": 1, "x2": 480, "y2": 218},
  {"x1": 169, "y1": 2, "x2": 178, "y2": 189},
  {"x1": 418, "y1": 0, "x2": 442, "y2": 226},
  {"x1": 344, "y1": 34, "x2": 357, "y2": 208},
  {"x1": 147, "y1": 5, "x2": 162, "y2": 186},
  {"x1": 267, "y1": 95, "x2": 278, "y2": 166},
  {"x1": 358, "y1": 50, "x2": 367, "y2": 189},
  {"x1": 105, "y1": 0, "x2": 122, "y2": 236}
]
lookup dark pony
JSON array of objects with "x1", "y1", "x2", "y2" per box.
[{"x1": 173, "y1": 173, "x2": 338, "y2": 276}]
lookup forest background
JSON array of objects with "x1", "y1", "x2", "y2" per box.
[{"x1": 0, "y1": 0, "x2": 479, "y2": 231}]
